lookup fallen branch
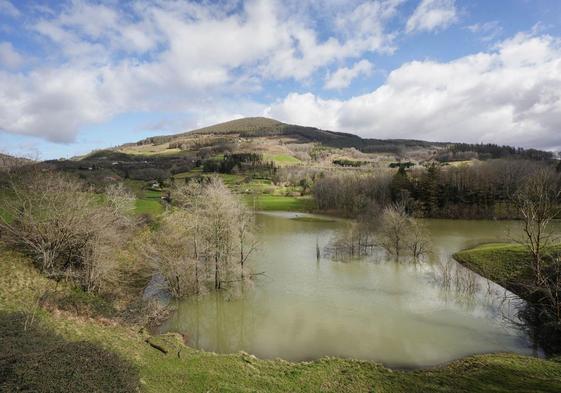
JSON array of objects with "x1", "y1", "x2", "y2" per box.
[{"x1": 145, "y1": 339, "x2": 168, "y2": 354}]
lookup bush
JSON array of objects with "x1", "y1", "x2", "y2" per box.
[{"x1": 0, "y1": 171, "x2": 133, "y2": 293}]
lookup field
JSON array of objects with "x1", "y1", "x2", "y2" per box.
[
  {"x1": 173, "y1": 170, "x2": 315, "y2": 212},
  {"x1": 264, "y1": 153, "x2": 301, "y2": 166},
  {"x1": 244, "y1": 194, "x2": 314, "y2": 211}
]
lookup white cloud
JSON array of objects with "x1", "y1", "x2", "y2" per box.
[
  {"x1": 467, "y1": 21, "x2": 503, "y2": 42},
  {"x1": 267, "y1": 33, "x2": 561, "y2": 150},
  {"x1": 325, "y1": 60, "x2": 373, "y2": 89},
  {"x1": 0, "y1": 68, "x2": 114, "y2": 142},
  {"x1": 0, "y1": 0, "x2": 19, "y2": 17},
  {"x1": 0, "y1": 0, "x2": 403, "y2": 142},
  {"x1": 406, "y1": 0, "x2": 458, "y2": 33},
  {"x1": 0, "y1": 42, "x2": 23, "y2": 69},
  {"x1": 265, "y1": 93, "x2": 341, "y2": 130}
]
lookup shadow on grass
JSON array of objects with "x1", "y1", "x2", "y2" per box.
[{"x1": 0, "y1": 312, "x2": 139, "y2": 393}]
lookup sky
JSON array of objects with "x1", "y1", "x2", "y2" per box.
[{"x1": 1, "y1": 0, "x2": 561, "y2": 159}]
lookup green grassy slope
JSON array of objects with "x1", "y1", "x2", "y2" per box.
[
  {"x1": 2, "y1": 250, "x2": 561, "y2": 392},
  {"x1": 453, "y1": 243, "x2": 561, "y2": 299}
]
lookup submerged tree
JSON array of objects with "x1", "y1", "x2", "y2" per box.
[
  {"x1": 378, "y1": 203, "x2": 431, "y2": 261},
  {"x1": 143, "y1": 177, "x2": 257, "y2": 298},
  {"x1": 378, "y1": 204, "x2": 410, "y2": 259},
  {"x1": 326, "y1": 221, "x2": 373, "y2": 260},
  {"x1": 408, "y1": 220, "x2": 431, "y2": 261},
  {"x1": 139, "y1": 211, "x2": 204, "y2": 298}
]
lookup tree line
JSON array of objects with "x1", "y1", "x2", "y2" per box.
[
  {"x1": 437, "y1": 143, "x2": 554, "y2": 162},
  {"x1": 313, "y1": 159, "x2": 561, "y2": 219}
]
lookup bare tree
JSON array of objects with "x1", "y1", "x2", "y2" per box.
[
  {"x1": 326, "y1": 222, "x2": 373, "y2": 260},
  {"x1": 201, "y1": 178, "x2": 241, "y2": 289},
  {"x1": 105, "y1": 183, "x2": 136, "y2": 217},
  {"x1": 145, "y1": 177, "x2": 257, "y2": 298},
  {"x1": 378, "y1": 203, "x2": 411, "y2": 259},
  {"x1": 139, "y1": 211, "x2": 205, "y2": 298},
  {"x1": 407, "y1": 220, "x2": 431, "y2": 261},
  {"x1": 236, "y1": 202, "x2": 258, "y2": 279},
  {"x1": 512, "y1": 168, "x2": 561, "y2": 285},
  {"x1": 539, "y1": 254, "x2": 561, "y2": 323}
]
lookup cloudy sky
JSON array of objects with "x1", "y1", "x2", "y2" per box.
[{"x1": 1, "y1": 0, "x2": 561, "y2": 159}]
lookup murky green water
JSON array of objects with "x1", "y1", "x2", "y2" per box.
[{"x1": 158, "y1": 212, "x2": 540, "y2": 367}]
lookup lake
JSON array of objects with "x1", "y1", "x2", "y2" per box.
[{"x1": 158, "y1": 212, "x2": 539, "y2": 368}]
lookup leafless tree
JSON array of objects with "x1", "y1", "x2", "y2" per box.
[
  {"x1": 540, "y1": 254, "x2": 561, "y2": 323},
  {"x1": 105, "y1": 183, "x2": 136, "y2": 218},
  {"x1": 377, "y1": 203, "x2": 431, "y2": 261},
  {"x1": 145, "y1": 177, "x2": 256, "y2": 298},
  {"x1": 511, "y1": 168, "x2": 561, "y2": 285},
  {"x1": 408, "y1": 220, "x2": 431, "y2": 261},
  {"x1": 139, "y1": 211, "x2": 205, "y2": 298},
  {"x1": 326, "y1": 222, "x2": 373, "y2": 260},
  {"x1": 378, "y1": 203, "x2": 411, "y2": 259},
  {"x1": 236, "y1": 202, "x2": 258, "y2": 279}
]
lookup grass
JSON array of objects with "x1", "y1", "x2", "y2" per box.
[
  {"x1": 265, "y1": 153, "x2": 301, "y2": 166},
  {"x1": 126, "y1": 171, "x2": 310, "y2": 215},
  {"x1": 2, "y1": 251, "x2": 561, "y2": 392},
  {"x1": 244, "y1": 195, "x2": 315, "y2": 211},
  {"x1": 135, "y1": 198, "x2": 164, "y2": 216},
  {"x1": 0, "y1": 190, "x2": 13, "y2": 223},
  {"x1": 453, "y1": 243, "x2": 533, "y2": 287},
  {"x1": 453, "y1": 243, "x2": 561, "y2": 299},
  {"x1": 290, "y1": 216, "x2": 336, "y2": 223},
  {"x1": 123, "y1": 179, "x2": 165, "y2": 217},
  {"x1": 118, "y1": 145, "x2": 183, "y2": 156}
]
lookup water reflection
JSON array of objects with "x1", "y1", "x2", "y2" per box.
[{"x1": 159, "y1": 212, "x2": 540, "y2": 367}]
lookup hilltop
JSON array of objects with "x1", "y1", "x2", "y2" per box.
[{"x1": 117, "y1": 117, "x2": 444, "y2": 159}]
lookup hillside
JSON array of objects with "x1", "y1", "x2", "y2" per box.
[
  {"x1": 116, "y1": 117, "x2": 554, "y2": 163},
  {"x1": 0, "y1": 153, "x2": 33, "y2": 170},
  {"x1": 125, "y1": 117, "x2": 443, "y2": 156}
]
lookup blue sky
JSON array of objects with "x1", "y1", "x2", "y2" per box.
[{"x1": 1, "y1": 0, "x2": 561, "y2": 159}]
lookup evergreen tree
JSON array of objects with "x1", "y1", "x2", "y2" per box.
[
  {"x1": 420, "y1": 163, "x2": 440, "y2": 216},
  {"x1": 390, "y1": 166, "x2": 412, "y2": 203}
]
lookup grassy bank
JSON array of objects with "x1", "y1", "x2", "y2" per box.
[
  {"x1": 453, "y1": 243, "x2": 561, "y2": 299},
  {"x1": 453, "y1": 243, "x2": 533, "y2": 291},
  {"x1": 2, "y1": 250, "x2": 561, "y2": 392}
]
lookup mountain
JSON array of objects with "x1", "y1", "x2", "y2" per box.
[
  {"x1": 120, "y1": 117, "x2": 443, "y2": 156},
  {"x1": 46, "y1": 117, "x2": 553, "y2": 188}
]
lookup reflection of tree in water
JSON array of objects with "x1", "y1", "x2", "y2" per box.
[
  {"x1": 432, "y1": 258, "x2": 538, "y2": 350},
  {"x1": 324, "y1": 222, "x2": 375, "y2": 261},
  {"x1": 173, "y1": 291, "x2": 258, "y2": 355},
  {"x1": 438, "y1": 260, "x2": 480, "y2": 296},
  {"x1": 324, "y1": 211, "x2": 431, "y2": 263}
]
